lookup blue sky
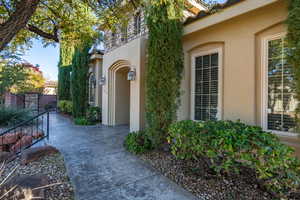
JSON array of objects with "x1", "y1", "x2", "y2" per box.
[
  {"x1": 22, "y1": 40, "x2": 59, "y2": 81},
  {"x1": 22, "y1": 0, "x2": 226, "y2": 81}
]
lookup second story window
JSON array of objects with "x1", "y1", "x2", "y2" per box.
[
  {"x1": 134, "y1": 13, "x2": 141, "y2": 35},
  {"x1": 111, "y1": 32, "x2": 116, "y2": 47},
  {"x1": 121, "y1": 25, "x2": 128, "y2": 42}
]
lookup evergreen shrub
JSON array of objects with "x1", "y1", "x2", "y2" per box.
[
  {"x1": 74, "y1": 117, "x2": 93, "y2": 126},
  {"x1": 168, "y1": 120, "x2": 300, "y2": 197},
  {"x1": 0, "y1": 107, "x2": 32, "y2": 126},
  {"x1": 86, "y1": 106, "x2": 101, "y2": 123},
  {"x1": 58, "y1": 100, "x2": 73, "y2": 114},
  {"x1": 124, "y1": 131, "x2": 153, "y2": 154}
]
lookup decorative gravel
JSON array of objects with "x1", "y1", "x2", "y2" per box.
[
  {"x1": 1, "y1": 153, "x2": 74, "y2": 200},
  {"x1": 139, "y1": 150, "x2": 274, "y2": 200}
]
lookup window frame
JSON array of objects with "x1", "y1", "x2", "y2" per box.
[
  {"x1": 190, "y1": 48, "x2": 223, "y2": 121},
  {"x1": 88, "y1": 73, "x2": 96, "y2": 105},
  {"x1": 261, "y1": 32, "x2": 297, "y2": 136}
]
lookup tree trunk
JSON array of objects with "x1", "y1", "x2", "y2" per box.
[{"x1": 0, "y1": 0, "x2": 41, "y2": 52}]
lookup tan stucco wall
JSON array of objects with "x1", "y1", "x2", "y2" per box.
[
  {"x1": 180, "y1": 1, "x2": 288, "y2": 126},
  {"x1": 102, "y1": 36, "x2": 147, "y2": 132}
]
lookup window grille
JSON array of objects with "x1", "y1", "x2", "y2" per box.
[{"x1": 194, "y1": 53, "x2": 219, "y2": 121}]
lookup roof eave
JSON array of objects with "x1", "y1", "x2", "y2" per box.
[{"x1": 183, "y1": 0, "x2": 280, "y2": 36}]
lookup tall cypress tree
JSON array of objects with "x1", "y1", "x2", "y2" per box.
[
  {"x1": 71, "y1": 40, "x2": 92, "y2": 118},
  {"x1": 145, "y1": 0, "x2": 184, "y2": 146},
  {"x1": 287, "y1": 0, "x2": 300, "y2": 131},
  {"x1": 57, "y1": 41, "x2": 74, "y2": 101}
]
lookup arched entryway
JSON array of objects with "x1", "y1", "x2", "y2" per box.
[{"x1": 108, "y1": 60, "x2": 131, "y2": 126}]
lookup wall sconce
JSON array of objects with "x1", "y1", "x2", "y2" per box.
[
  {"x1": 127, "y1": 68, "x2": 136, "y2": 81},
  {"x1": 99, "y1": 76, "x2": 106, "y2": 85}
]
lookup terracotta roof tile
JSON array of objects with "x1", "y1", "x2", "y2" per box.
[{"x1": 184, "y1": 0, "x2": 244, "y2": 25}]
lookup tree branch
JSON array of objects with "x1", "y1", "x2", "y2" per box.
[
  {"x1": 27, "y1": 24, "x2": 59, "y2": 42},
  {"x1": 0, "y1": 0, "x2": 41, "y2": 52}
]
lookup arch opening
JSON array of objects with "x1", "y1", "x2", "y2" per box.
[{"x1": 108, "y1": 60, "x2": 131, "y2": 126}]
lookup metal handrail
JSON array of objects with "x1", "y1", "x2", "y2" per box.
[
  {"x1": 0, "y1": 111, "x2": 49, "y2": 136},
  {"x1": 0, "y1": 111, "x2": 51, "y2": 154}
]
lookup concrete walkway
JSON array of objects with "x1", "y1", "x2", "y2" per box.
[{"x1": 46, "y1": 113, "x2": 198, "y2": 200}]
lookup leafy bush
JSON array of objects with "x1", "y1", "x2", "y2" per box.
[
  {"x1": 124, "y1": 131, "x2": 153, "y2": 154},
  {"x1": 86, "y1": 106, "x2": 101, "y2": 123},
  {"x1": 44, "y1": 103, "x2": 54, "y2": 111},
  {"x1": 168, "y1": 120, "x2": 300, "y2": 197},
  {"x1": 0, "y1": 107, "x2": 32, "y2": 126},
  {"x1": 74, "y1": 117, "x2": 93, "y2": 126},
  {"x1": 58, "y1": 100, "x2": 72, "y2": 114}
]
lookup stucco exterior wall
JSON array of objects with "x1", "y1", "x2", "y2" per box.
[
  {"x1": 102, "y1": 36, "x2": 147, "y2": 132},
  {"x1": 180, "y1": 1, "x2": 288, "y2": 126}
]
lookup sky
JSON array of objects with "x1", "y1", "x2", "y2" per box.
[
  {"x1": 21, "y1": 0, "x2": 226, "y2": 81},
  {"x1": 22, "y1": 40, "x2": 59, "y2": 81}
]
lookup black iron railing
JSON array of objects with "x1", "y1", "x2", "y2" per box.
[{"x1": 0, "y1": 111, "x2": 50, "y2": 154}]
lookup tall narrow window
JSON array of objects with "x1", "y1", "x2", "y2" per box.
[
  {"x1": 111, "y1": 32, "x2": 116, "y2": 47},
  {"x1": 266, "y1": 36, "x2": 298, "y2": 132},
  {"x1": 194, "y1": 52, "x2": 220, "y2": 121},
  {"x1": 121, "y1": 25, "x2": 128, "y2": 43},
  {"x1": 89, "y1": 73, "x2": 96, "y2": 105},
  {"x1": 134, "y1": 13, "x2": 141, "y2": 35}
]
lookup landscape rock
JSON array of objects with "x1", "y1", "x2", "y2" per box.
[
  {"x1": 21, "y1": 145, "x2": 59, "y2": 165},
  {"x1": 10, "y1": 135, "x2": 33, "y2": 152},
  {"x1": 1, "y1": 174, "x2": 49, "y2": 200},
  {"x1": 0, "y1": 132, "x2": 23, "y2": 145},
  {"x1": 0, "y1": 151, "x2": 16, "y2": 162},
  {"x1": 31, "y1": 131, "x2": 44, "y2": 139}
]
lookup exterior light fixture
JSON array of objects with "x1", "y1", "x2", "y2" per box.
[
  {"x1": 127, "y1": 68, "x2": 136, "y2": 81},
  {"x1": 99, "y1": 76, "x2": 106, "y2": 85}
]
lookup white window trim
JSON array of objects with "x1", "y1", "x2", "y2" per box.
[
  {"x1": 190, "y1": 48, "x2": 223, "y2": 121},
  {"x1": 261, "y1": 32, "x2": 297, "y2": 137}
]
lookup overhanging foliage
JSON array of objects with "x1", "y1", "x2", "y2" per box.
[
  {"x1": 286, "y1": 0, "x2": 300, "y2": 130},
  {"x1": 145, "y1": 0, "x2": 184, "y2": 147}
]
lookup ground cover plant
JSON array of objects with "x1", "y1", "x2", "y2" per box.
[
  {"x1": 167, "y1": 120, "x2": 300, "y2": 198},
  {"x1": 0, "y1": 107, "x2": 32, "y2": 127}
]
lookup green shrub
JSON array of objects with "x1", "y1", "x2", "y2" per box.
[
  {"x1": 58, "y1": 100, "x2": 72, "y2": 114},
  {"x1": 44, "y1": 103, "x2": 54, "y2": 111},
  {"x1": 86, "y1": 106, "x2": 101, "y2": 123},
  {"x1": 124, "y1": 131, "x2": 153, "y2": 154},
  {"x1": 168, "y1": 120, "x2": 300, "y2": 197},
  {"x1": 0, "y1": 107, "x2": 32, "y2": 126},
  {"x1": 74, "y1": 117, "x2": 93, "y2": 126}
]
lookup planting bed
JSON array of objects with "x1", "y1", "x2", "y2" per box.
[{"x1": 140, "y1": 150, "x2": 289, "y2": 200}]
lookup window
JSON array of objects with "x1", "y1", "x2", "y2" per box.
[
  {"x1": 89, "y1": 73, "x2": 96, "y2": 105},
  {"x1": 111, "y1": 32, "x2": 116, "y2": 47},
  {"x1": 263, "y1": 34, "x2": 298, "y2": 133},
  {"x1": 191, "y1": 49, "x2": 222, "y2": 121},
  {"x1": 121, "y1": 25, "x2": 128, "y2": 43},
  {"x1": 134, "y1": 13, "x2": 141, "y2": 35}
]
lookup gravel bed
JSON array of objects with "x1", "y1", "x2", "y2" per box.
[
  {"x1": 139, "y1": 150, "x2": 274, "y2": 200},
  {"x1": 1, "y1": 153, "x2": 74, "y2": 200}
]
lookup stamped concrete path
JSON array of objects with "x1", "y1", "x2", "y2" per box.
[{"x1": 46, "y1": 113, "x2": 198, "y2": 200}]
